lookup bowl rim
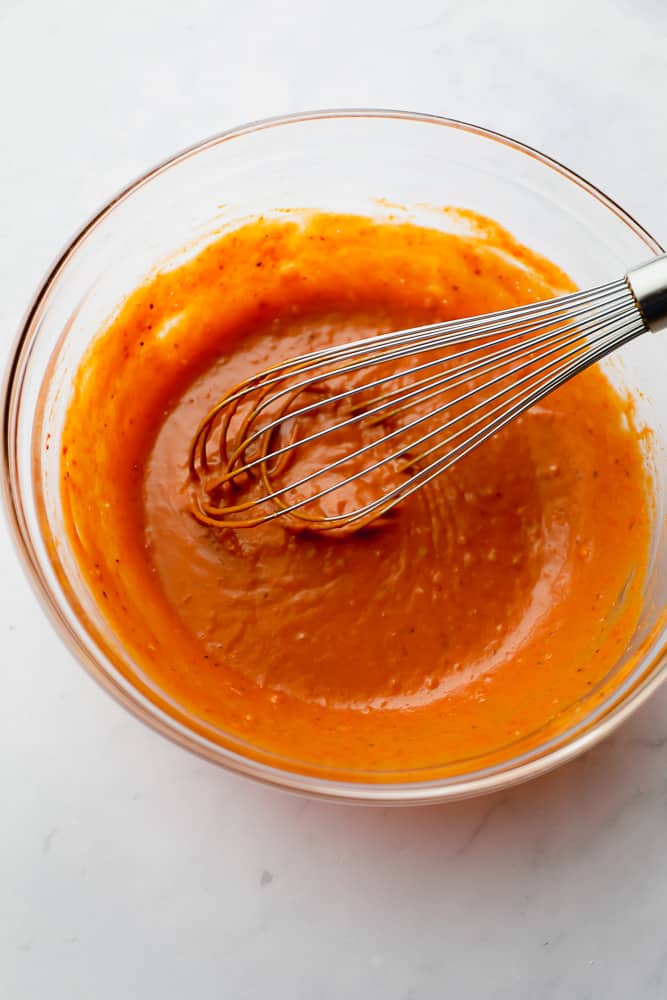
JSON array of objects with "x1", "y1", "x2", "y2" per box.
[{"x1": 3, "y1": 107, "x2": 666, "y2": 805}]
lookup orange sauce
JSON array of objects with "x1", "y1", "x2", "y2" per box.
[{"x1": 60, "y1": 211, "x2": 651, "y2": 780}]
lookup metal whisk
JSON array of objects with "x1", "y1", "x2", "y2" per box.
[{"x1": 188, "y1": 255, "x2": 667, "y2": 533}]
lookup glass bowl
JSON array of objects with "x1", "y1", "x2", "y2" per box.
[{"x1": 3, "y1": 110, "x2": 667, "y2": 805}]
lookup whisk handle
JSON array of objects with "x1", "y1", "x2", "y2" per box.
[{"x1": 626, "y1": 253, "x2": 667, "y2": 334}]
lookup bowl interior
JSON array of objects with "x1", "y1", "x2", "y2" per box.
[{"x1": 6, "y1": 111, "x2": 667, "y2": 803}]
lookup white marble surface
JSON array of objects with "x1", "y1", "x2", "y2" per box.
[{"x1": 2, "y1": 1, "x2": 667, "y2": 997}]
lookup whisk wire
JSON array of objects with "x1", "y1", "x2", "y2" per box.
[
  {"x1": 202, "y1": 295, "x2": 636, "y2": 488},
  {"x1": 200, "y1": 285, "x2": 634, "y2": 490},
  {"x1": 198, "y1": 312, "x2": 642, "y2": 528},
  {"x1": 188, "y1": 271, "x2": 657, "y2": 532},
  {"x1": 189, "y1": 278, "x2": 630, "y2": 477}
]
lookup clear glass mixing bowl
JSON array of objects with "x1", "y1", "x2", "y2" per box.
[{"x1": 3, "y1": 110, "x2": 666, "y2": 804}]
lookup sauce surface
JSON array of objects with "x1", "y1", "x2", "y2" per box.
[{"x1": 61, "y1": 211, "x2": 651, "y2": 779}]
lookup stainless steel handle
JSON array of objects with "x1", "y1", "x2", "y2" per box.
[{"x1": 626, "y1": 253, "x2": 667, "y2": 334}]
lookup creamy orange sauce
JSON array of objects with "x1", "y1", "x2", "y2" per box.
[{"x1": 60, "y1": 211, "x2": 651, "y2": 780}]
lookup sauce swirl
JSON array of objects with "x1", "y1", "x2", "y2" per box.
[{"x1": 61, "y1": 211, "x2": 651, "y2": 778}]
